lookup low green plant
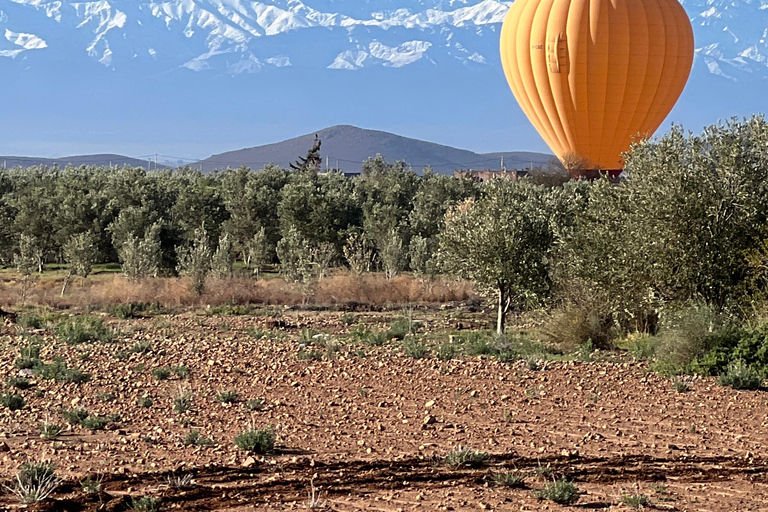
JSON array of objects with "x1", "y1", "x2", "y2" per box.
[
  {"x1": 95, "y1": 392, "x2": 116, "y2": 402},
  {"x1": 621, "y1": 492, "x2": 651, "y2": 509},
  {"x1": 340, "y1": 313, "x2": 356, "y2": 325},
  {"x1": 61, "y1": 408, "x2": 89, "y2": 424},
  {"x1": 673, "y1": 378, "x2": 691, "y2": 393},
  {"x1": 183, "y1": 429, "x2": 214, "y2": 447},
  {"x1": 443, "y1": 446, "x2": 489, "y2": 468},
  {"x1": 173, "y1": 390, "x2": 193, "y2": 413},
  {"x1": 718, "y1": 359, "x2": 762, "y2": 390},
  {"x1": 8, "y1": 376, "x2": 32, "y2": 390},
  {"x1": 15, "y1": 343, "x2": 41, "y2": 369},
  {"x1": 436, "y1": 342, "x2": 456, "y2": 361},
  {"x1": 34, "y1": 358, "x2": 90, "y2": 384},
  {"x1": 1, "y1": 392, "x2": 25, "y2": 411},
  {"x1": 534, "y1": 462, "x2": 553, "y2": 478},
  {"x1": 216, "y1": 390, "x2": 240, "y2": 403},
  {"x1": 171, "y1": 366, "x2": 190, "y2": 379},
  {"x1": 151, "y1": 367, "x2": 171, "y2": 380},
  {"x1": 39, "y1": 422, "x2": 63, "y2": 440},
  {"x1": 4, "y1": 462, "x2": 58, "y2": 504},
  {"x1": 246, "y1": 398, "x2": 266, "y2": 411},
  {"x1": 577, "y1": 339, "x2": 594, "y2": 361},
  {"x1": 533, "y1": 478, "x2": 579, "y2": 505},
  {"x1": 17, "y1": 313, "x2": 45, "y2": 329},
  {"x1": 137, "y1": 397, "x2": 153, "y2": 408},
  {"x1": 80, "y1": 416, "x2": 110, "y2": 430},
  {"x1": 234, "y1": 426, "x2": 275, "y2": 454},
  {"x1": 80, "y1": 475, "x2": 103, "y2": 495},
  {"x1": 402, "y1": 338, "x2": 428, "y2": 359},
  {"x1": 108, "y1": 302, "x2": 163, "y2": 319},
  {"x1": 494, "y1": 472, "x2": 525, "y2": 488},
  {"x1": 129, "y1": 341, "x2": 152, "y2": 354},
  {"x1": 129, "y1": 496, "x2": 160, "y2": 512},
  {"x1": 388, "y1": 317, "x2": 413, "y2": 340},
  {"x1": 55, "y1": 316, "x2": 115, "y2": 345}
]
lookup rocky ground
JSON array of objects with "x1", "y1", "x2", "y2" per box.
[{"x1": 1, "y1": 307, "x2": 767, "y2": 511}]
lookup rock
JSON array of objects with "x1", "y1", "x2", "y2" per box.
[
  {"x1": 0, "y1": 442, "x2": 9, "y2": 452},
  {"x1": 425, "y1": 400, "x2": 436, "y2": 408},
  {"x1": 242, "y1": 456, "x2": 257, "y2": 468}
]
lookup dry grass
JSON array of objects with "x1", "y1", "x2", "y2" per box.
[{"x1": 0, "y1": 271, "x2": 474, "y2": 309}]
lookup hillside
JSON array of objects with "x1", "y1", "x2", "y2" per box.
[{"x1": 198, "y1": 125, "x2": 554, "y2": 174}]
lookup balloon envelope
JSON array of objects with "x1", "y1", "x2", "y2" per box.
[{"x1": 500, "y1": 0, "x2": 694, "y2": 173}]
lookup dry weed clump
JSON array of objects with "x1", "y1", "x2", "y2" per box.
[{"x1": 0, "y1": 271, "x2": 474, "y2": 309}]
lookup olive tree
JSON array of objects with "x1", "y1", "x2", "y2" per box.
[
  {"x1": 60, "y1": 232, "x2": 97, "y2": 296},
  {"x1": 177, "y1": 226, "x2": 213, "y2": 296},
  {"x1": 439, "y1": 180, "x2": 555, "y2": 334}
]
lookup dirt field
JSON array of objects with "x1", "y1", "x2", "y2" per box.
[{"x1": 2, "y1": 308, "x2": 768, "y2": 511}]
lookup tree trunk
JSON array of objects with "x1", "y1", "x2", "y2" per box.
[
  {"x1": 497, "y1": 287, "x2": 506, "y2": 335},
  {"x1": 60, "y1": 271, "x2": 72, "y2": 297}
]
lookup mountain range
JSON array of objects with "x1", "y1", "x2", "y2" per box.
[
  {"x1": 1, "y1": 0, "x2": 767, "y2": 160},
  {"x1": 1, "y1": 125, "x2": 553, "y2": 173}
]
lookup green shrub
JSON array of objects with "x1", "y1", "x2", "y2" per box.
[
  {"x1": 151, "y1": 367, "x2": 171, "y2": 380},
  {"x1": 246, "y1": 398, "x2": 266, "y2": 411},
  {"x1": 1, "y1": 393, "x2": 25, "y2": 411},
  {"x1": 61, "y1": 408, "x2": 89, "y2": 424},
  {"x1": 216, "y1": 390, "x2": 240, "y2": 403},
  {"x1": 171, "y1": 366, "x2": 190, "y2": 379},
  {"x1": 183, "y1": 429, "x2": 214, "y2": 447},
  {"x1": 436, "y1": 342, "x2": 456, "y2": 361},
  {"x1": 17, "y1": 313, "x2": 45, "y2": 329},
  {"x1": 19, "y1": 462, "x2": 56, "y2": 487},
  {"x1": 107, "y1": 302, "x2": 163, "y2": 319},
  {"x1": 402, "y1": 339, "x2": 428, "y2": 359},
  {"x1": 209, "y1": 304, "x2": 261, "y2": 316},
  {"x1": 80, "y1": 476, "x2": 102, "y2": 495},
  {"x1": 39, "y1": 422, "x2": 63, "y2": 440},
  {"x1": 234, "y1": 426, "x2": 275, "y2": 454},
  {"x1": 129, "y1": 496, "x2": 160, "y2": 512},
  {"x1": 673, "y1": 378, "x2": 691, "y2": 393},
  {"x1": 621, "y1": 492, "x2": 651, "y2": 509},
  {"x1": 55, "y1": 316, "x2": 114, "y2": 345},
  {"x1": 8, "y1": 377, "x2": 32, "y2": 390},
  {"x1": 34, "y1": 359, "x2": 90, "y2": 384},
  {"x1": 494, "y1": 472, "x2": 525, "y2": 488},
  {"x1": 388, "y1": 318, "x2": 413, "y2": 340},
  {"x1": 340, "y1": 313, "x2": 356, "y2": 325},
  {"x1": 80, "y1": 416, "x2": 110, "y2": 430},
  {"x1": 533, "y1": 478, "x2": 580, "y2": 505},
  {"x1": 137, "y1": 397, "x2": 153, "y2": 408},
  {"x1": 15, "y1": 343, "x2": 41, "y2": 369},
  {"x1": 173, "y1": 391, "x2": 193, "y2": 413},
  {"x1": 129, "y1": 341, "x2": 152, "y2": 354},
  {"x1": 297, "y1": 350, "x2": 323, "y2": 361},
  {"x1": 444, "y1": 446, "x2": 489, "y2": 468},
  {"x1": 719, "y1": 359, "x2": 762, "y2": 390},
  {"x1": 7, "y1": 462, "x2": 58, "y2": 504}
]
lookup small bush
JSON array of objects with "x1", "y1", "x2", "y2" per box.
[
  {"x1": 621, "y1": 492, "x2": 651, "y2": 509},
  {"x1": 171, "y1": 366, "x2": 190, "y2": 379},
  {"x1": 216, "y1": 390, "x2": 240, "y2": 404},
  {"x1": 494, "y1": 472, "x2": 525, "y2": 488},
  {"x1": 108, "y1": 302, "x2": 163, "y2": 319},
  {"x1": 533, "y1": 478, "x2": 579, "y2": 505},
  {"x1": 340, "y1": 313, "x2": 356, "y2": 325},
  {"x1": 129, "y1": 341, "x2": 152, "y2": 354},
  {"x1": 402, "y1": 338, "x2": 428, "y2": 359},
  {"x1": 542, "y1": 304, "x2": 615, "y2": 349},
  {"x1": 15, "y1": 344, "x2": 41, "y2": 369},
  {"x1": 436, "y1": 342, "x2": 456, "y2": 361},
  {"x1": 151, "y1": 367, "x2": 171, "y2": 380},
  {"x1": 234, "y1": 426, "x2": 275, "y2": 454},
  {"x1": 719, "y1": 359, "x2": 762, "y2": 390},
  {"x1": 673, "y1": 378, "x2": 691, "y2": 393},
  {"x1": 8, "y1": 377, "x2": 32, "y2": 390},
  {"x1": 17, "y1": 313, "x2": 45, "y2": 329},
  {"x1": 388, "y1": 318, "x2": 413, "y2": 340},
  {"x1": 137, "y1": 397, "x2": 153, "y2": 408},
  {"x1": 129, "y1": 496, "x2": 160, "y2": 512},
  {"x1": 55, "y1": 316, "x2": 114, "y2": 345},
  {"x1": 1, "y1": 393, "x2": 25, "y2": 411},
  {"x1": 173, "y1": 390, "x2": 193, "y2": 413},
  {"x1": 81, "y1": 416, "x2": 110, "y2": 430},
  {"x1": 61, "y1": 408, "x2": 89, "y2": 424},
  {"x1": 35, "y1": 359, "x2": 90, "y2": 384},
  {"x1": 7, "y1": 462, "x2": 58, "y2": 504},
  {"x1": 80, "y1": 475, "x2": 103, "y2": 495},
  {"x1": 444, "y1": 446, "x2": 489, "y2": 468},
  {"x1": 39, "y1": 422, "x2": 63, "y2": 440},
  {"x1": 183, "y1": 429, "x2": 214, "y2": 447}
]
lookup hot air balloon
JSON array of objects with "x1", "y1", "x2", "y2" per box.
[{"x1": 500, "y1": 0, "x2": 694, "y2": 178}]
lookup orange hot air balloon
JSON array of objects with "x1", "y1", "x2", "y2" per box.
[{"x1": 500, "y1": 0, "x2": 694, "y2": 177}]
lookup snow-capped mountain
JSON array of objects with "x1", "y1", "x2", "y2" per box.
[{"x1": 2, "y1": 0, "x2": 767, "y2": 80}]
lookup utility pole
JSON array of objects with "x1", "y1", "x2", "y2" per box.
[
  {"x1": 501, "y1": 156, "x2": 505, "y2": 171},
  {"x1": 155, "y1": 153, "x2": 158, "y2": 171}
]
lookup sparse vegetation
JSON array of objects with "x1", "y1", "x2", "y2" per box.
[
  {"x1": 216, "y1": 390, "x2": 240, "y2": 403},
  {"x1": 235, "y1": 426, "x2": 275, "y2": 454},
  {"x1": 719, "y1": 359, "x2": 763, "y2": 390},
  {"x1": 444, "y1": 446, "x2": 489, "y2": 468},
  {"x1": 39, "y1": 421, "x2": 63, "y2": 440},
  {"x1": 494, "y1": 472, "x2": 525, "y2": 488},
  {"x1": 1, "y1": 392, "x2": 25, "y2": 411},
  {"x1": 151, "y1": 367, "x2": 172, "y2": 380},
  {"x1": 129, "y1": 496, "x2": 161, "y2": 512},
  {"x1": 4, "y1": 462, "x2": 58, "y2": 504},
  {"x1": 533, "y1": 478, "x2": 580, "y2": 505},
  {"x1": 621, "y1": 491, "x2": 651, "y2": 509},
  {"x1": 183, "y1": 429, "x2": 214, "y2": 447}
]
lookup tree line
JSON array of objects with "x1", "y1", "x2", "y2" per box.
[{"x1": 4, "y1": 116, "x2": 768, "y2": 339}]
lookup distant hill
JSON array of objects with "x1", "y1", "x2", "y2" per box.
[
  {"x1": 198, "y1": 125, "x2": 554, "y2": 175},
  {"x1": 0, "y1": 154, "x2": 161, "y2": 170}
]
